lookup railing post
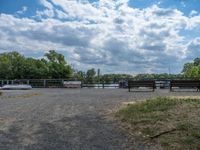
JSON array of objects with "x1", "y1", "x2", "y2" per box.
[{"x1": 61, "y1": 79, "x2": 64, "y2": 88}]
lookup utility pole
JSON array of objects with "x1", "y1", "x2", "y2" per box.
[
  {"x1": 97, "y1": 69, "x2": 100, "y2": 88},
  {"x1": 168, "y1": 65, "x2": 171, "y2": 75}
]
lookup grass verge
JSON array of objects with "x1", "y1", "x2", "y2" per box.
[{"x1": 116, "y1": 97, "x2": 200, "y2": 149}]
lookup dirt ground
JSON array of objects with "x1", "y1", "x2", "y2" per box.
[{"x1": 0, "y1": 88, "x2": 200, "y2": 150}]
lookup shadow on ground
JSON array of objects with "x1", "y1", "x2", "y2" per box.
[{"x1": 0, "y1": 114, "x2": 133, "y2": 150}]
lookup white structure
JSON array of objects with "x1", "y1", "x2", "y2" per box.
[
  {"x1": 2, "y1": 84, "x2": 32, "y2": 90},
  {"x1": 63, "y1": 81, "x2": 81, "y2": 88}
]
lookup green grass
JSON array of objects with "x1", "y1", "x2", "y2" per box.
[{"x1": 116, "y1": 97, "x2": 200, "y2": 149}]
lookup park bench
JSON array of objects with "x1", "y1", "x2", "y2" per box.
[
  {"x1": 170, "y1": 80, "x2": 200, "y2": 91},
  {"x1": 128, "y1": 80, "x2": 156, "y2": 92}
]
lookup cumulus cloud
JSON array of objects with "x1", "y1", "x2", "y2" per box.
[{"x1": 0, "y1": 0, "x2": 200, "y2": 73}]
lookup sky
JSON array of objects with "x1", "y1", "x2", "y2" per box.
[{"x1": 0, "y1": 0, "x2": 200, "y2": 74}]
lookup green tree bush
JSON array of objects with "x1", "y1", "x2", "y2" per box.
[{"x1": 0, "y1": 50, "x2": 72, "y2": 79}]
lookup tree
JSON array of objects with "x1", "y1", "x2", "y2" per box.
[
  {"x1": 0, "y1": 50, "x2": 73, "y2": 79},
  {"x1": 23, "y1": 58, "x2": 49, "y2": 79},
  {"x1": 194, "y1": 58, "x2": 200, "y2": 66},
  {"x1": 0, "y1": 51, "x2": 26, "y2": 79},
  {"x1": 74, "y1": 71, "x2": 86, "y2": 81},
  {"x1": 45, "y1": 50, "x2": 72, "y2": 79},
  {"x1": 0, "y1": 53, "x2": 12, "y2": 79},
  {"x1": 86, "y1": 68, "x2": 96, "y2": 83},
  {"x1": 182, "y1": 58, "x2": 200, "y2": 79},
  {"x1": 182, "y1": 63, "x2": 193, "y2": 73}
]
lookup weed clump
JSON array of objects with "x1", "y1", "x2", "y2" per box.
[{"x1": 117, "y1": 97, "x2": 200, "y2": 149}]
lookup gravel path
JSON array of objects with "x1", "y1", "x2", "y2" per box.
[{"x1": 0, "y1": 88, "x2": 200, "y2": 150}]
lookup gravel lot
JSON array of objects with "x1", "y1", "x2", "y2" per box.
[{"x1": 0, "y1": 88, "x2": 200, "y2": 150}]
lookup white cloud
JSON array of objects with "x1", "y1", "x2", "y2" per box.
[
  {"x1": 187, "y1": 15, "x2": 200, "y2": 29},
  {"x1": 186, "y1": 37, "x2": 200, "y2": 60},
  {"x1": 189, "y1": 10, "x2": 198, "y2": 17},
  {"x1": 1, "y1": 0, "x2": 200, "y2": 73},
  {"x1": 36, "y1": 0, "x2": 55, "y2": 18},
  {"x1": 40, "y1": 0, "x2": 54, "y2": 10},
  {"x1": 16, "y1": 6, "x2": 28, "y2": 14}
]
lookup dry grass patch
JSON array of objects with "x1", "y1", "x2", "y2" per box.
[
  {"x1": 116, "y1": 97, "x2": 200, "y2": 149},
  {"x1": 7, "y1": 93, "x2": 42, "y2": 99},
  {"x1": 16, "y1": 93, "x2": 41, "y2": 98}
]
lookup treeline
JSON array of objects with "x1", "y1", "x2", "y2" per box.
[
  {"x1": 133, "y1": 73, "x2": 184, "y2": 80},
  {"x1": 1, "y1": 51, "x2": 200, "y2": 82},
  {"x1": 74, "y1": 70, "x2": 134, "y2": 83},
  {"x1": 73, "y1": 58, "x2": 200, "y2": 83},
  {"x1": 0, "y1": 50, "x2": 72, "y2": 79},
  {"x1": 74, "y1": 71, "x2": 185, "y2": 83}
]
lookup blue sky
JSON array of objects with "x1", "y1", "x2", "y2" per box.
[
  {"x1": 0, "y1": 0, "x2": 200, "y2": 74},
  {"x1": 130, "y1": 0, "x2": 200, "y2": 15},
  {"x1": 1, "y1": 0, "x2": 199, "y2": 17}
]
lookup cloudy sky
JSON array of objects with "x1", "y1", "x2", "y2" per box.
[{"x1": 0, "y1": 0, "x2": 200, "y2": 74}]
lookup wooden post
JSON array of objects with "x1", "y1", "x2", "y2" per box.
[{"x1": 170, "y1": 85, "x2": 172, "y2": 92}]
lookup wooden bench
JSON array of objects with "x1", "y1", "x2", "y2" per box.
[
  {"x1": 128, "y1": 80, "x2": 156, "y2": 92},
  {"x1": 170, "y1": 80, "x2": 200, "y2": 91}
]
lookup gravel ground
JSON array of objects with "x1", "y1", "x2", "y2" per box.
[{"x1": 0, "y1": 88, "x2": 200, "y2": 150}]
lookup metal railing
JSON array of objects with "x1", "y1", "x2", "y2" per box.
[
  {"x1": 81, "y1": 83, "x2": 119, "y2": 88},
  {"x1": 0, "y1": 79, "x2": 173, "y2": 89}
]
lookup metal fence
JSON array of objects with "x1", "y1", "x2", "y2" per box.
[
  {"x1": 0, "y1": 79, "x2": 120, "y2": 88},
  {"x1": 0, "y1": 79, "x2": 171, "y2": 89},
  {"x1": 81, "y1": 83, "x2": 119, "y2": 88},
  {"x1": 0, "y1": 79, "x2": 64, "y2": 88}
]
